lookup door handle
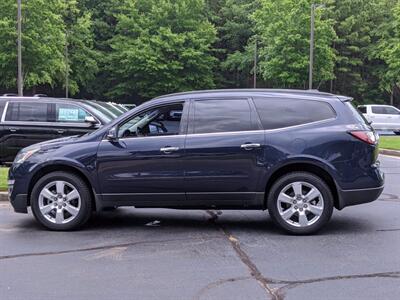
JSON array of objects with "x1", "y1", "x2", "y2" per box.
[
  {"x1": 57, "y1": 129, "x2": 65, "y2": 134},
  {"x1": 160, "y1": 146, "x2": 180, "y2": 153},
  {"x1": 8, "y1": 128, "x2": 17, "y2": 133},
  {"x1": 241, "y1": 143, "x2": 261, "y2": 150}
]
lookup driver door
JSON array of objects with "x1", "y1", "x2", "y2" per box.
[{"x1": 96, "y1": 102, "x2": 188, "y2": 207}]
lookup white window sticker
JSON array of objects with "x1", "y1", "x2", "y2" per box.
[{"x1": 58, "y1": 108, "x2": 79, "y2": 121}]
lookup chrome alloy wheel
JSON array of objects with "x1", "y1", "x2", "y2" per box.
[
  {"x1": 277, "y1": 181, "x2": 324, "y2": 228},
  {"x1": 38, "y1": 181, "x2": 81, "y2": 224}
]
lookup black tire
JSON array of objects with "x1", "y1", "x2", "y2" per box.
[
  {"x1": 267, "y1": 172, "x2": 334, "y2": 235},
  {"x1": 394, "y1": 131, "x2": 400, "y2": 136},
  {"x1": 31, "y1": 171, "x2": 92, "y2": 231}
]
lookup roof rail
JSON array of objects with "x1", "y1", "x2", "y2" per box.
[
  {"x1": 154, "y1": 88, "x2": 335, "y2": 100},
  {"x1": 2, "y1": 93, "x2": 18, "y2": 97},
  {"x1": 33, "y1": 94, "x2": 48, "y2": 97}
]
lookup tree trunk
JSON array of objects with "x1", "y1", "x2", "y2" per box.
[{"x1": 390, "y1": 86, "x2": 394, "y2": 106}]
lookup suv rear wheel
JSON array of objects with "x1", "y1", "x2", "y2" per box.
[
  {"x1": 267, "y1": 172, "x2": 333, "y2": 235},
  {"x1": 31, "y1": 171, "x2": 92, "y2": 231}
]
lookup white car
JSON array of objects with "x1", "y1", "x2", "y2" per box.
[{"x1": 357, "y1": 104, "x2": 400, "y2": 135}]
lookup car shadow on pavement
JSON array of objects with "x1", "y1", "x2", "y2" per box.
[
  {"x1": 7, "y1": 208, "x2": 375, "y2": 236},
  {"x1": 78, "y1": 208, "x2": 374, "y2": 236}
]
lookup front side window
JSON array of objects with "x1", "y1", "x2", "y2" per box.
[
  {"x1": 5, "y1": 102, "x2": 49, "y2": 122},
  {"x1": 118, "y1": 103, "x2": 184, "y2": 138},
  {"x1": 254, "y1": 98, "x2": 336, "y2": 130},
  {"x1": 193, "y1": 99, "x2": 253, "y2": 134},
  {"x1": 56, "y1": 104, "x2": 90, "y2": 123}
]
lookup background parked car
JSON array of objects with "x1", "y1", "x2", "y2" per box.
[
  {"x1": 358, "y1": 104, "x2": 400, "y2": 135},
  {"x1": 122, "y1": 104, "x2": 137, "y2": 110},
  {"x1": 0, "y1": 96, "x2": 117, "y2": 164}
]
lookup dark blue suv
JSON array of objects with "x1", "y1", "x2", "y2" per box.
[{"x1": 8, "y1": 89, "x2": 384, "y2": 234}]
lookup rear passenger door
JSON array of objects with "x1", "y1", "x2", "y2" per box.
[
  {"x1": 1, "y1": 101, "x2": 54, "y2": 162},
  {"x1": 184, "y1": 98, "x2": 266, "y2": 207},
  {"x1": 369, "y1": 106, "x2": 394, "y2": 130}
]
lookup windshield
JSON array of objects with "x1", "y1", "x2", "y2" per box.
[
  {"x1": 84, "y1": 101, "x2": 117, "y2": 119},
  {"x1": 80, "y1": 101, "x2": 114, "y2": 123},
  {"x1": 98, "y1": 101, "x2": 126, "y2": 117}
]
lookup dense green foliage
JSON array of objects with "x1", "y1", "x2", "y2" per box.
[{"x1": 0, "y1": 0, "x2": 400, "y2": 105}]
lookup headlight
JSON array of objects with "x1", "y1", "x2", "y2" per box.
[{"x1": 14, "y1": 148, "x2": 41, "y2": 164}]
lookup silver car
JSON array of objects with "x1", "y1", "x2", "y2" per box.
[{"x1": 358, "y1": 104, "x2": 400, "y2": 135}]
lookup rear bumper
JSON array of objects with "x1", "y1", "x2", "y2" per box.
[{"x1": 337, "y1": 185, "x2": 384, "y2": 210}]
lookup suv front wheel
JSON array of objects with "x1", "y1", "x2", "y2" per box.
[
  {"x1": 31, "y1": 171, "x2": 92, "y2": 231},
  {"x1": 267, "y1": 172, "x2": 334, "y2": 235}
]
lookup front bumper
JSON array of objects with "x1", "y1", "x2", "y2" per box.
[{"x1": 10, "y1": 194, "x2": 28, "y2": 213}]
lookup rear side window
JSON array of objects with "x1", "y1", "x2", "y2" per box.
[
  {"x1": 193, "y1": 99, "x2": 253, "y2": 134},
  {"x1": 345, "y1": 102, "x2": 369, "y2": 124},
  {"x1": 56, "y1": 103, "x2": 90, "y2": 123},
  {"x1": 372, "y1": 106, "x2": 400, "y2": 115},
  {"x1": 5, "y1": 102, "x2": 49, "y2": 122},
  {"x1": 253, "y1": 98, "x2": 336, "y2": 130}
]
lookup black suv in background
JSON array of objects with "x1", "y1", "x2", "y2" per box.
[{"x1": 0, "y1": 96, "x2": 117, "y2": 164}]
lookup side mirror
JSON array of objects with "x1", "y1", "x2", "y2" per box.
[
  {"x1": 106, "y1": 127, "x2": 118, "y2": 141},
  {"x1": 85, "y1": 116, "x2": 98, "y2": 126}
]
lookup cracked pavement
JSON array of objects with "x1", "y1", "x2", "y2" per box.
[{"x1": 0, "y1": 155, "x2": 399, "y2": 299}]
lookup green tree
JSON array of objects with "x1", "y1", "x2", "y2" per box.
[
  {"x1": 107, "y1": 0, "x2": 217, "y2": 100},
  {"x1": 62, "y1": 0, "x2": 99, "y2": 96},
  {"x1": 210, "y1": 0, "x2": 260, "y2": 87},
  {"x1": 0, "y1": 0, "x2": 65, "y2": 92},
  {"x1": 253, "y1": 0, "x2": 336, "y2": 88},
  {"x1": 371, "y1": 0, "x2": 400, "y2": 105},
  {"x1": 331, "y1": 0, "x2": 387, "y2": 103}
]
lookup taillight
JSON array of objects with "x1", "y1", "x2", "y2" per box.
[{"x1": 349, "y1": 131, "x2": 378, "y2": 145}]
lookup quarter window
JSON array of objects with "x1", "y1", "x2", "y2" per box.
[
  {"x1": 193, "y1": 99, "x2": 253, "y2": 134},
  {"x1": 56, "y1": 104, "x2": 90, "y2": 123},
  {"x1": 5, "y1": 102, "x2": 49, "y2": 122},
  {"x1": 253, "y1": 98, "x2": 336, "y2": 130}
]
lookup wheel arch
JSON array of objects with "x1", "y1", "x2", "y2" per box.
[
  {"x1": 28, "y1": 163, "x2": 98, "y2": 211},
  {"x1": 264, "y1": 161, "x2": 340, "y2": 209}
]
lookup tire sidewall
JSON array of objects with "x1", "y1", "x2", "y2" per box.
[
  {"x1": 31, "y1": 172, "x2": 92, "y2": 231},
  {"x1": 267, "y1": 172, "x2": 334, "y2": 235}
]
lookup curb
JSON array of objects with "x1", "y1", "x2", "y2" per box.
[
  {"x1": 380, "y1": 149, "x2": 400, "y2": 157},
  {"x1": 0, "y1": 191, "x2": 8, "y2": 202}
]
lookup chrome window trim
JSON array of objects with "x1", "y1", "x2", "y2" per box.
[
  {"x1": 102, "y1": 133, "x2": 186, "y2": 142},
  {"x1": 101, "y1": 118, "x2": 335, "y2": 142},
  {"x1": 1, "y1": 100, "x2": 100, "y2": 126},
  {"x1": 1, "y1": 120, "x2": 96, "y2": 128}
]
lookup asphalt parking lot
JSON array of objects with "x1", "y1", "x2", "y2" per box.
[{"x1": 0, "y1": 155, "x2": 399, "y2": 300}]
